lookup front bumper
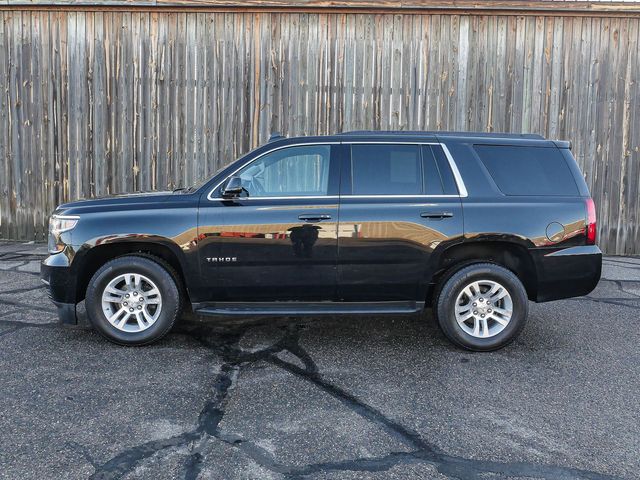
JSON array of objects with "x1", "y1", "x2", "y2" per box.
[
  {"x1": 48, "y1": 300, "x2": 79, "y2": 325},
  {"x1": 532, "y1": 245, "x2": 602, "y2": 302},
  {"x1": 41, "y1": 252, "x2": 79, "y2": 325}
]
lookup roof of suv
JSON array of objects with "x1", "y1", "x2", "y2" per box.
[
  {"x1": 263, "y1": 130, "x2": 571, "y2": 149},
  {"x1": 266, "y1": 131, "x2": 569, "y2": 149}
]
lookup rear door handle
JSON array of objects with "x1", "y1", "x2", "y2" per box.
[
  {"x1": 421, "y1": 211, "x2": 453, "y2": 219},
  {"x1": 298, "y1": 214, "x2": 332, "y2": 222}
]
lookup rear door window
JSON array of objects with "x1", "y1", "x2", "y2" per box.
[
  {"x1": 351, "y1": 144, "x2": 422, "y2": 195},
  {"x1": 474, "y1": 145, "x2": 579, "y2": 196}
]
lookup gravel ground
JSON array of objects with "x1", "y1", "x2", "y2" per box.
[{"x1": 0, "y1": 241, "x2": 638, "y2": 480}]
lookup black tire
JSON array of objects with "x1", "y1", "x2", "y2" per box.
[
  {"x1": 85, "y1": 255, "x2": 182, "y2": 346},
  {"x1": 434, "y1": 263, "x2": 528, "y2": 351}
]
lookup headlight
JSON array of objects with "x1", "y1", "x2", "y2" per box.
[
  {"x1": 49, "y1": 215, "x2": 79, "y2": 234},
  {"x1": 48, "y1": 215, "x2": 79, "y2": 253}
]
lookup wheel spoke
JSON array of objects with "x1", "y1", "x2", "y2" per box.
[
  {"x1": 480, "y1": 317, "x2": 489, "y2": 337},
  {"x1": 106, "y1": 285, "x2": 126, "y2": 295},
  {"x1": 489, "y1": 313, "x2": 509, "y2": 326},
  {"x1": 135, "y1": 312, "x2": 146, "y2": 329},
  {"x1": 117, "y1": 313, "x2": 130, "y2": 329},
  {"x1": 462, "y1": 286, "x2": 474, "y2": 299},
  {"x1": 472, "y1": 317, "x2": 480, "y2": 337},
  {"x1": 108, "y1": 307, "x2": 125, "y2": 323},
  {"x1": 489, "y1": 287, "x2": 508, "y2": 301},
  {"x1": 492, "y1": 306, "x2": 512, "y2": 318},
  {"x1": 456, "y1": 303, "x2": 471, "y2": 314},
  {"x1": 145, "y1": 288, "x2": 161, "y2": 304},
  {"x1": 103, "y1": 293, "x2": 123, "y2": 303},
  {"x1": 108, "y1": 307, "x2": 130, "y2": 329},
  {"x1": 142, "y1": 307, "x2": 155, "y2": 323}
]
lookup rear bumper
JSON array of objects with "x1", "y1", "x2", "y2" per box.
[
  {"x1": 532, "y1": 245, "x2": 602, "y2": 302},
  {"x1": 41, "y1": 252, "x2": 79, "y2": 325}
]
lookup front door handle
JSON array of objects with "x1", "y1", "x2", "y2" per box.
[
  {"x1": 421, "y1": 211, "x2": 453, "y2": 219},
  {"x1": 298, "y1": 214, "x2": 332, "y2": 222}
]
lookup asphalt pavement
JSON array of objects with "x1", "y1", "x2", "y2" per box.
[{"x1": 0, "y1": 241, "x2": 638, "y2": 480}]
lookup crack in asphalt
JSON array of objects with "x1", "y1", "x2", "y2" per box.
[
  {"x1": 0, "y1": 251, "x2": 45, "y2": 260},
  {"x1": 578, "y1": 297, "x2": 640, "y2": 311},
  {"x1": 81, "y1": 322, "x2": 622, "y2": 480},
  {"x1": 0, "y1": 285, "x2": 46, "y2": 295},
  {"x1": 613, "y1": 280, "x2": 640, "y2": 298},
  {"x1": 0, "y1": 254, "x2": 42, "y2": 276},
  {"x1": 1, "y1": 264, "x2": 41, "y2": 276},
  {"x1": 0, "y1": 319, "x2": 61, "y2": 339},
  {"x1": 602, "y1": 259, "x2": 640, "y2": 269},
  {"x1": 0, "y1": 268, "x2": 41, "y2": 277},
  {"x1": 0, "y1": 311, "x2": 65, "y2": 339},
  {"x1": 0, "y1": 277, "x2": 57, "y2": 315},
  {"x1": 573, "y1": 278, "x2": 640, "y2": 310},
  {"x1": 0, "y1": 324, "x2": 26, "y2": 338},
  {"x1": 0, "y1": 296, "x2": 56, "y2": 314}
]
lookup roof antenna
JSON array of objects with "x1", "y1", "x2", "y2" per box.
[{"x1": 268, "y1": 132, "x2": 284, "y2": 142}]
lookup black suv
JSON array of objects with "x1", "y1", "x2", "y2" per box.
[{"x1": 41, "y1": 132, "x2": 602, "y2": 351}]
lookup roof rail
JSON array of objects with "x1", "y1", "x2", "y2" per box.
[
  {"x1": 339, "y1": 130, "x2": 545, "y2": 140},
  {"x1": 268, "y1": 132, "x2": 285, "y2": 142}
]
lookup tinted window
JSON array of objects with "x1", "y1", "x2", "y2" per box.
[
  {"x1": 431, "y1": 146, "x2": 459, "y2": 195},
  {"x1": 351, "y1": 145, "x2": 422, "y2": 195},
  {"x1": 234, "y1": 145, "x2": 331, "y2": 197},
  {"x1": 475, "y1": 145, "x2": 579, "y2": 196},
  {"x1": 422, "y1": 146, "x2": 444, "y2": 195},
  {"x1": 422, "y1": 145, "x2": 459, "y2": 195}
]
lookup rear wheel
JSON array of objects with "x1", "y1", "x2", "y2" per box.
[
  {"x1": 435, "y1": 263, "x2": 528, "y2": 351},
  {"x1": 85, "y1": 255, "x2": 182, "y2": 346}
]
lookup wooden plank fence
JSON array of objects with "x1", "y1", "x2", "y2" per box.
[{"x1": 0, "y1": 8, "x2": 639, "y2": 254}]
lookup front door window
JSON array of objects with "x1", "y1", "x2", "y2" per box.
[{"x1": 233, "y1": 145, "x2": 331, "y2": 197}]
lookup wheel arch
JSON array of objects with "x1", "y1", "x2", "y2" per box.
[
  {"x1": 74, "y1": 239, "x2": 191, "y2": 304},
  {"x1": 428, "y1": 240, "x2": 538, "y2": 305}
]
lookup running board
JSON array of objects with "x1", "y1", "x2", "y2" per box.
[{"x1": 193, "y1": 301, "x2": 424, "y2": 316}]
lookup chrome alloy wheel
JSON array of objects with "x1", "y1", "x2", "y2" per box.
[
  {"x1": 101, "y1": 273, "x2": 162, "y2": 333},
  {"x1": 454, "y1": 279, "x2": 513, "y2": 338}
]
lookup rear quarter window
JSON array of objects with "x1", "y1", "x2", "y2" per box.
[{"x1": 474, "y1": 145, "x2": 579, "y2": 196}]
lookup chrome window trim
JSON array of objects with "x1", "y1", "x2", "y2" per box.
[
  {"x1": 208, "y1": 195, "x2": 340, "y2": 201},
  {"x1": 344, "y1": 141, "x2": 440, "y2": 145},
  {"x1": 207, "y1": 194, "x2": 458, "y2": 202},
  {"x1": 206, "y1": 140, "x2": 468, "y2": 201},
  {"x1": 344, "y1": 194, "x2": 461, "y2": 199},
  {"x1": 438, "y1": 143, "x2": 468, "y2": 197}
]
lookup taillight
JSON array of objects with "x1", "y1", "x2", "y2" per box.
[{"x1": 586, "y1": 198, "x2": 597, "y2": 245}]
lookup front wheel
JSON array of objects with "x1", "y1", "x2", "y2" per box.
[
  {"x1": 435, "y1": 263, "x2": 529, "y2": 351},
  {"x1": 85, "y1": 255, "x2": 182, "y2": 346}
]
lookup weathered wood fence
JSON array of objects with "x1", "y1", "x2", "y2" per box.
[{"x1": 1, "y1": 3, "x2": 639, "y2": 254}]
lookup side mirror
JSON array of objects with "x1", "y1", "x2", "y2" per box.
[{"x1": 221, "y1": 176, "x2": 244, "y2": 198}]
